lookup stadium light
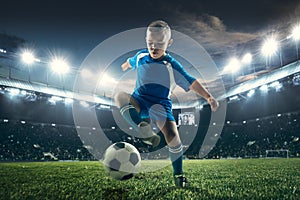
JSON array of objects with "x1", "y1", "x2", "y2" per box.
[
  {"x1": 21, "y1": 51, "x2": 35, "y2": 65},
  {"x1": 261, "y1": 36, "x2": 279, "y2": 57},
  {"x1": 196, "y1": 104, "x2": 203, "y2": 110},
  {"x1": 64, "y1": 98, "x2": 74, "y2": 104},
  {"x1": 259, "y1": 84, "x2": 269, "y2": 92},
  {"x1": 247, "y1": 89, "x2": 255, "y2": 97},
  {"x1": 0, "y1": 48, "x2": 7, "y2": 53},
  {"x1": 223, "y1": 58, "x2": 241, "y2": 74},
  {"x1": 269, "y1": 81, "x2": 282, "y2": 91},
  {"x1": 291, "y1": 24, "x2": 300, "y2": 58},
  {"x1": 292, "y1": 24, "x2": 300, "y2": 41},
  {"x1": 228, "y1": 95, "x2": 240, "y2": 103},
  {"x1": 20, "y1": 90, "x2": 27, "y2": 96},
  {"x1": 99, "y1": 104, "x2": 111, "y2": 110},
  {"x1": 293, "y1": 73, "x2": 300, "y2": 85},
  {"x1": 50, "y1": 96, "x2": 63, "y2": 102},
  {"x1": 50, "y1": 58, "x2": 70, "y2": 74},
  {"x1": 242, "y1": 53, "x2": 252, "y2": 64},
  {"x1": 229, "y1": 95, "x2": 239, "y2": 101},
  {"x1": 7, "y1": 88, "x2": 20, "y2": 96},
  {"x1": 48, "y1": 96, "x2": 63, "y2": 105}
]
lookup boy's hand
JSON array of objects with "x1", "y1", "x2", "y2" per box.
[
  {"x1": 207, "y1": 96, "x2": 219, "y2": 112},
  {"x1": 121, "y1": 61, "x2": 132, "y2": 71}
]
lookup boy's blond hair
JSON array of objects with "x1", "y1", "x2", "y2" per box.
[{"x1": 147, "y1": 20, "x2": 171, "y2": 40}]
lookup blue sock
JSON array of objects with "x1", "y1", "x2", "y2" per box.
[
  {"x1": 120, "y1": 104, "x2": 142, "y2": 132},
  {"x1": 169, "y1": 143, "x2": 183, "y2": 176}
]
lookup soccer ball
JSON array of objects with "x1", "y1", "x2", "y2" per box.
[{"x1": 102, "y1": 142, "x2": 141, "y2": 180}]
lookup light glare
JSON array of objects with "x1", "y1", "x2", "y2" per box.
[
  {"x1": 269, "y1": 81, "x2": 282, "y2": 91},
  {"x1": 50, "y1": 58, "x2": 70, "y2": 74},
  {"x1": 259, "y1": 84, "x2": 268, "y2": 92},
  {"x1": 8, "y1": 88, "x2": 20, "y2": 96},
  {"x1": 292, "y1": 24, "x2": 300, "y2": 41},
  {"x1": 247, "y1": 89, "x2": 255, "y2": 97},
  {"x1": 20, "y1": 90, "x2": 27, "y2": 96},
  {"x1": 64, "y1": 98, "x2": 74, "y2": 104},
  {"x1": 261, "y1": 37, "x2": 279, "y2": 57},
  {"x1": 50, "y1": 96, "x2": 63, "y2": 102},
  {"x1": 21, "y1": 51, "x2": 35, "y2": 64},
  {"x1": 223, "y1": 58, "x2": 241, "y2": 73},
  {"x1": 242, "y1": 53, "x2": 252, "y2": 64}
]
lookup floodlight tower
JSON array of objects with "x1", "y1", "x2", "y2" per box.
[
  {"x1": 291, "y1": 24, "x2": 300, "y2": 58},
  {"x1": 21, "y1": 50, "x2": 37, "y2": 82},
  {"x1": 241, "y1": 53, "x2": 252, "y2": 74},
  {"x1": 223, "y1": 58, "x2": 241, "y2": 74},
  {"x1": 261, "y1": 36, "x2": 279, "y2": 69},
  {"x1": 21, "y1": 51, "x2": 35, "y2": 65},
  {"x1": 50, "y1": 58, "x2": 70, "y2": 74},
  {"x1": 49, "y1": 58, "x2": 70, "y2": 89},
  {"x1": 223, "y1": 57, "x2": 241, "y2": 84}
]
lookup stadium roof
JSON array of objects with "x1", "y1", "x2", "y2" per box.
[
  {"x1": 0, "y1": 76, "x2": 112, "y2": 106},
  {"x1": 0, "y1": 60, "x2": 299, "y2": 108},
  {"x1": 219, "y1": 60, "x2": 300, "y2": 100}
]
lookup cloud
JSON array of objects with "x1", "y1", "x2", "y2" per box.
[
  {"x1": 172, "y1": 13, "x2": 259, "y2": 56},
  {"x1": 201, "y1": 14, "x2": 226, "y2": 32}
]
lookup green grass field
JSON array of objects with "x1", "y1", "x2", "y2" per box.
[{"x1": 0, "y1": 159, "x2": 299, "y2": 200}]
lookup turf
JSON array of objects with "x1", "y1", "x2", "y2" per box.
[{"x1": 0, "y1": 159, "x2": 299, "y2": 200}]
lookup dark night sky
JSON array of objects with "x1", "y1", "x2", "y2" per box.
[{"x1": 0, "y1": 0, "x2": 300, "y2": 67}]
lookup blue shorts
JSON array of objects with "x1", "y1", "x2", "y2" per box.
[{"x1": 131, "y1": 93, "x2": 175, "y2": 122}]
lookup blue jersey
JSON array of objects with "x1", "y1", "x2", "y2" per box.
[{"x1": 128, "y1": 49, "x2": 196, "y2": 121}]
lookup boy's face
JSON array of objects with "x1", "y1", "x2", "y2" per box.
[{"x1": 146, "y1": 30, "x2": 171, "y2": 59}]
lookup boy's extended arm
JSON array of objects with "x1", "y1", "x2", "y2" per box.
[
  {"x1": 121, "y1": 60, "x2": 132, "y2": 71},
  {"x1": 189, "y1": 80, "x2": 219, "y2": 112}
]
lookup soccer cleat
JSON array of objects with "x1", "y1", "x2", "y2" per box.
[
  {"x1": 138, "y1": 121, "x2": 161, "y2": 147},
  {"x1": 174, "y1": 174, "x2": 189, "y2": 188}
]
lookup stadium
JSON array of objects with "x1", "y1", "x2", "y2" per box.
[{"x1": 1, "y1": 1, "x2": 300, "y2": 199}]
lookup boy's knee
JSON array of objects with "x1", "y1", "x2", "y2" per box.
[{"x1": 114, "y1": 92, "x2": 130, "y2": 107}]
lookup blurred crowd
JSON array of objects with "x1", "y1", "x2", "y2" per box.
[
  {"x1": 0, "y1": 111, "x2": 299, "y2": 161},
  {"x1": 204, "y1": 112, "x2": 300, "y2": 159},
  {"x1": 0, "y1": 122, "x2": 93, "y2": 161}
]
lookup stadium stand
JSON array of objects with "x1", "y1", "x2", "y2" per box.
[
  {"x1": 0, "y1": 110, "x2": 299, "y2": 161},
  {"x1": 204, "y1": 111, "x2": 300, "y2": 159},
  {"x1": 0, "y1": 33, "x2": 299, "y2": 161},
  {"x1": 0, "y1": 121, "x2": 94, "y2": 161}
]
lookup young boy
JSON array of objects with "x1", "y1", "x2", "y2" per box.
[{"x1": 114, "y1": 20, "x2": 219, "y2": 187}]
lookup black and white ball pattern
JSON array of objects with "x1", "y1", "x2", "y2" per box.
[{"x1": 102, "y1": 142, "x2": 141, "y2": 180}]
